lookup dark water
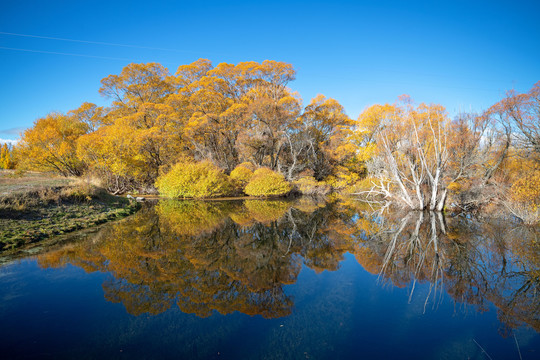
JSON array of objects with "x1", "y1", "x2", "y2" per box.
[{"x1": 1, "y1": 198, "x2": 539, "y2": 359}]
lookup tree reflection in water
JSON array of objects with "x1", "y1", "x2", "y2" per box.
[
  {"x1": 355, "y1": 207, "x2": 540, "y2": 333},
  {"x1": 37, "y1": 197, "x2": 539, "y2": 332}
]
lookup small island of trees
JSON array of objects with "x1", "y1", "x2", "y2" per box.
[{"x1": 4, "y1": 60, "x2": 539, "y2": 224}]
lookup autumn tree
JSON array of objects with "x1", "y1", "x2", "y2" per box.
[
  {"x1": 68, "y1": 102, "x2": 108, "y2": 132},
  {"x1": 165, "y1": 59, "x2": 353, "y2": 183},
  {"x1": 78, "y1": 63, "x2": 182, "y2": 187},
  {"x1": 439, "y1": 110, "x2": 512, "y2": 211},
  {"x1": 498, "y1": 81, "x2": 540, "y2": 157},
  {"x1": 175, "y1": 60, "x2": 300, "y2": 173},
  {"x1": 76, "y1": 124, "x2": 142, "y2": 193},
  {"x1": 238, "y1": 62, "x2": 301, "y2": 171},
  {"x1": 17, "y1": 112, "x2": 88, "y2": 176},
  {"x1": 0, "y1": 143, "x2": 16, "y2": 169},
  {"x1": 296, "y1": 95, "x2": 355, "y2": 180},
  {"x1": 481, "y1": 82, "x2": 540, "y2": 223}
]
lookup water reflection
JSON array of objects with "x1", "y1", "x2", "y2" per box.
[
  {"x1": 355, "y1": 208, "x2": 540, "y2": 333},
  {"x1": 36, "y1": 198, "x2": 539, "y2": 332}
]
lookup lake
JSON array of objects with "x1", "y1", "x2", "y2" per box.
[{"x1": 1, "y1": 197, "x2": 539, "y2": 359}]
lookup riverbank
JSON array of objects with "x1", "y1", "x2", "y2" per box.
[{"x1": 0, "y1": 171, "x2": 139, "y2": 251}]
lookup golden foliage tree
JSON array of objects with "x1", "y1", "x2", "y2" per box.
[
  {"x1": 18, "y1": 112, "x2": 88, "y2": 176},
  {"x1": 81, "y1": 63, "x2": 182, "y2": 185},
  {"x1": 482, "y1": 82, "x2": 540, "y2": 222},
  {"x1": 0, "y1": 143, "x2": 16, "y2": 169}
]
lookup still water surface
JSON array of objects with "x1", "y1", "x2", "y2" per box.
[{"x1": 1, "y1": 198, "x2": 539, "y2": 359}]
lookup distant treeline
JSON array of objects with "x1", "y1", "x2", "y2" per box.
[
  {"x1": 9, "y1": 60, "x2": 539, "y2": 221},
  {"x1": 0, "y1": 143, "x2": 15, "y2": 169}
]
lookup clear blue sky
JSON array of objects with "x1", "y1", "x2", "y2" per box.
[{"x1": 1, "y1": 0, "x2": 539, "y2": 142}]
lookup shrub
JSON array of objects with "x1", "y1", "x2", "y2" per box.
[
  {"x1": 61, "y1": 183, "x2": 102, "y2": 202},
  {"x1": 510, "y1": 170, "x2": 540, "y2": 206},
  {"x1": 293, "y1": 176, "x2": 331, "y2": 197},
  {"x1": 230, "y1": 164, "x2": 254, "y2": 192},
  {"x1": 155, "y1": 160, "x2": 233, "y2": 198},
  {"x1": 325, "y1": 166, "x2": 363, "y2": 193},
  {"x1": 505, "y1": 169, "x2": 540, "y2": 225},
  {"x1": 244, "y1": 168, "x2": 292, "y2": 197},
  {"x1": 236, "y1": 162, "x2": 256, "y2": 171}
]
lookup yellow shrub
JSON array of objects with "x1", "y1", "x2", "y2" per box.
[
  {"x1": 230, "y1": 165, "x2": 254, "y2": 191},
  {"x1": 236, "y1": 162, "x2": 256, "y2": 171},
  {"x1": 447, "y1": 181, "x2": 462, "y2": 193},
  {"x1": 293, "y1": 176, "x2": 331, "y2": 196},
  {"x1": 325, "y1": 166, "x2": 363, "y2": 193},
  {"x1": 155, "y1": 160, "x2": 233, "y2": 198},
  {"x1": 511, "y1": 169, "x2": 540, "y2": 206},
  {"x1": 244, "y1": 168, "x2": 292, "y2": 197}
]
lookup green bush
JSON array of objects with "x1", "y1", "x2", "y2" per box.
[
  {"x1": 244, "y1": 168, "x2": 292, "y2": 197},
  {"x1": 155, "y1": 160, "x2": 233, "y2": 198}
]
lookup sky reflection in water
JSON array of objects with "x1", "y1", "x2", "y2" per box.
[{"x1": 1, "y1": 197, "x2": 539, "y2": 359}]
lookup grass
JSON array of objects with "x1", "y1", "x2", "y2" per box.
[
  {"x1": 0, "y1": 170, "x2": 74, "y2": 195},
  {"x1": 0, "y1": 170, "x2": 139, "y2": 251}
]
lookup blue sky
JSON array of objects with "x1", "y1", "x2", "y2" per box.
[{"x1": 1, "y1": 0, "x2": 539, "y2": 142}]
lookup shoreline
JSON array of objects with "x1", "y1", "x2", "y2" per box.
[{"x1": 0, "y1": 180, "x2": 140, "y2": 252}]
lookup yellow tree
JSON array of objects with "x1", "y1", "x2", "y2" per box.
[
  {"x1": 299, "y1": 94, "x2": 355, "y2": 180},
  {"x1": 177, "y1": 60, "x2": 299, "y2": 172},
  {"x1": 95, "y1": 63, "x2": 181, "y2": 183},
  {"x1": 68, "y1": 102, "x2": 108, "y2": 132},
  {"x1": 0, "y1": 143, "x2": 16, "y2": 169},
  {"x1": 18, "y1": 113, "x2": 88, "y2": 176},
  {"x1": 76, "y1": 124, "x2": 143, "y2": 193},
  {"x1": 178, "y1": 61, "x2": 252, "y2": 171},
  {"x1": 353, "y1": 104, "x2": 396, "y2": 166},
  {"x1": 240, "y1": 88, "x2": 301, "y2": 171},
  {"x1": 239, "y1": 61, "x2": 300, "y2": 171},
  {"x1": 483, "y1": 82, "x2": 540, "y2": 223}
]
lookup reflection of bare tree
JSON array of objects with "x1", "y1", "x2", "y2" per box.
[
  {"x1": 357, "y1": 209, "x2": 540, "y2": 331},
  {"x1": 371, "y1": 211, "x2": 448, "y2": 311}
]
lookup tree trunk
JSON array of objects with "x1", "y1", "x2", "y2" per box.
[{"x1": 436, "y1": 188, "x2": 447, "y2": 212}]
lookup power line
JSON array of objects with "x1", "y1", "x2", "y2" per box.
[
  {"x1": 0, "y1": 31, "x2": 198, "y2": 53},
  {"x1": 0, "y1": 46, "x2": 133, "y2": 61}
]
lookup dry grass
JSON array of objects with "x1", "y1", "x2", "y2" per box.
[
  {"x1": 0, "y1": 170, "x2": 139, "y2": 251},
  {"x1": 0, "y1": 170, "x2": 75, "y2": 197}
]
